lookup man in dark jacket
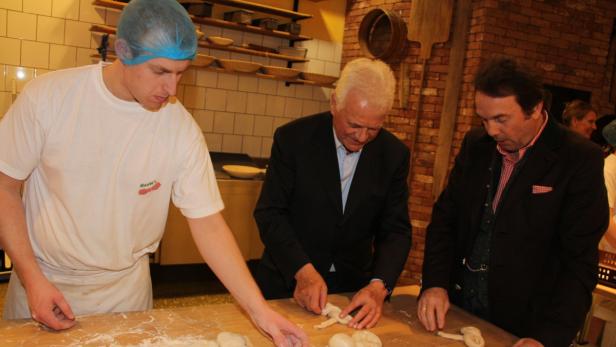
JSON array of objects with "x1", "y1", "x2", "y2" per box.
[
  {"x1": 419, "y1": 58, "x2": 608, "y2": 347},
  {"x1": 254, "y1": 58, "x2": 412, "y2": 330}
]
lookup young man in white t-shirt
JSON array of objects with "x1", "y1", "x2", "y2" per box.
[{"x1": 0, "y1": 0, "x2": 307, "y2": 345}]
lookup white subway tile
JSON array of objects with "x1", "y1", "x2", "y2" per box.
[
  {"x1": 226, "y1": 90, "x2": 247, "y2": 113},
  {"x1": 76, "y1": 47, "x2": 96, "y2": 67},
  {"x1": 261, "y1": 137, "x2": 273, "y2": 158},
  {"x1": 301, "y1": 40, "x2": 318, "y2": 59},
  {"x1": 258, "y1": 78, "x2": 277, "y2": 95},
  {"x1": 273, "y1": 117, "x2": 291, "y2": 130},
  {"x1": 333, "y1": 42, "x2": 342, "y2": 63},
  {"x1": 253, "y1": 115, "x2": 273, "y2": 136},
  {"x1": 0, "y1": 9, "x2": 6, "y2": 36},
  {"x1": 276, "y1": 82, "x2": 295, "y2": 97},
  {"x1": 306, "y1": 60, "x2": 325, "y2": 74},
  {"x1": 319, "y1": 101, "x2": 330, "y2": 113},
  {"x1": 0, "y1": 65, "x2": 5, "y2": 91},
  {"x1": 295, "y1": 84, "x2": 313, "y2": 100},
  {"x1": 302, "y1": 99, "x2": 320, "y2": 116},
  {"x1": 230, "y1": 52, "x2": 252, "y2": 61},
  {"x1": 193, "y1": 109, "x2": 214, "y2": 132},
  {"x1": 201, "y1": 26, "x2": 222, "y2": 37},
  {"x1": 262, "y1": 36, "x2": 282, "y2": 51},
  {"x1": 313, "y1": 87, "x2": 332, "y2": 102},
  {"x1": 242, "y1": 136, "x2": 262, "y2": 158},
  {"x1": 221, "y1": 29, "x2": 243, "y2": 45},
  {"x1": 6, "y1": 66, "x2": 34, "y2": 92},
  {"x1": 0, "y1": 92, "x2": 12, "y2": 117},
  {"x1": 246, "y1": 93, "x2": 266, "y2": 115},
  {"x1": 317, "y1": 40, "x2": 335, "y2": 62},
  {"x1": 49, "y1": 44, "x2": 76, "y2": 70},
  {"x1": 234, "y1": 113, "x2": 254, "y2": 135},
  {"x1": 65, "y1": 20, "x2": 92, "y2": 48},
  {"x1": 324, "y1": 61, "x2": 341, "y2": 77},
  {"x1": 179, "y1": 67, "x2": 196, "y2": 86},
  {"x1": 183, "y1": 86, "x2": 206, "y2": 109},
  {"x1": 222, "y1": 134, "x2": 242, "y2": 153},
  {"x1": 238, "y1": 75, "x2": 258, "y2": 92},
  {"x1": 37, "y1": 16, "x2": 65, "y2": 44},
  {"x1": 213, "y1": 111, "x2": 234, "y2": 134},
  {"x1": 209, "y1": 49, "x2": 230, "y2": 59},
  {"x1": 265, "y1": 95, "x2": 285, "y2": 117},
  {"x1": 174, "y1": 86, "x2": 184, "y2": 102},
  {"x1": 7, "y1": 11, "x2": 36, "y2": 40},
  {"x1": 79, "y1": 0, "x2": 105, "y2": 24},
  {"x1": 23, "y1": 0, "x2": 51, "y2": 15},
  {"x1": 204, "y1": 133, "x2": 222, "y2": 152},
  {"x1": 34, "y1": 68, "x2": 51, "y2": 77},
  {"x1": 217, "y1": 72, "x2": 238, "y2": 90},
  {"x1": 0, "y1": 1, "x2": 21, "y2": 11},
  {"x1": 205, "y1": 88, "x2": 227, "y2": 111},
  {"x1": 0, "y1": 37, "x2": 21, "y2": 65},
  {"x1": 269, "y1": 60, "x2": 286, "y2": 67},
  {"x1": 196, "y1": 69, "x2": 218, "y2": 88},
  {"x1": 284, "y1": 97, "x2": 303, "y2": 118},
  {"x1": 52, "y1": 0, "x2": 79, "y2": 19},
  {"x1": 21, "y1": 41, "x2": 49, "y2": 69},
  {"x1": 242, "y1": 33, "x2": 262, "y2": 46}
]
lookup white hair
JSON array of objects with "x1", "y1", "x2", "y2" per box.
[{"x1": 334, "y1": 58, "x2": 396, "y2": 112}]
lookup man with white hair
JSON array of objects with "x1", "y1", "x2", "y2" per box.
[
  {"x1": 0, "y1": 0, "x2": 307, "y2": 345},
  {"x1": 254, "y1": 58, "x2": 412, "y2": 329}
]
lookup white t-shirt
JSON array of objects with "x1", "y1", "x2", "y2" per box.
[{"x1": 0, "y1": 62, "x2": 224, "y2": 273}]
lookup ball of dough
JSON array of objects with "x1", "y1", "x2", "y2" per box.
[
  {"x1": 216, "y1": 332, "x2": 250, "y2": 347},
  {"x1": 328, "y1": 333, "x2": 355, "y2": 347},
  {"x1": 352, "y1": 331, "x2": 382, "y2": 347}
]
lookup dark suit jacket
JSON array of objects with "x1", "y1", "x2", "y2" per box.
[
  {"x1": 254, "y1": 112, "x2": 412, "y2": 299},
  {"x1": 422, "y1": 119, "x2": 608, "y2": 347}
]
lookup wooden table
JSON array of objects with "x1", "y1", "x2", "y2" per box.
[{"x1": 0, "y1": 285, "x2": 517, "y2": 346}]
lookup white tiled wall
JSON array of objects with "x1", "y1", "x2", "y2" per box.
[{"x1": 0, "y1": 0, "x2": 343, "y2": 158}]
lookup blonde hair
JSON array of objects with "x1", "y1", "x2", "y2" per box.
[
  {"x1": 334, "y1": 58, "x2": 396, "y2": 112},
  {"x1": 562, "y1": 99, "x2": 594, "y2": 126}
]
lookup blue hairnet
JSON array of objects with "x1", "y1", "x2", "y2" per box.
[{"x1": 116, "y1": 0, "x2": 197, "y2": 65}]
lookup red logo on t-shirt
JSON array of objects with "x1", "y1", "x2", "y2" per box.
[{"x1": 138, "y1": 180, "x2": 161, "y2": 195}]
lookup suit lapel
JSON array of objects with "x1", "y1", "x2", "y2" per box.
[
  {"x1": 310, "y1": 114, "x2": 343, "y2": 215},
  {"x1": 496, "y1": 120, "x2": 561, "y2": 216}
]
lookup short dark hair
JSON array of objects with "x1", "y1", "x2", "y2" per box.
[{"x1": 474, "y1": 58, "x2": 545, "y2": 116}]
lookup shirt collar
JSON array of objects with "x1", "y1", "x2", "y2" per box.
[{"x1": 496, "y1": 112, "x2": 548, "y2": 162}]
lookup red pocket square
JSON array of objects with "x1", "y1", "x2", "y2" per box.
[{"x1": 532, "y1": 185, "x2": 553, "y2": 194}]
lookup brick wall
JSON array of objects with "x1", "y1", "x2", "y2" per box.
[{"x1": 343, "y1": 0, "x2": 616, "y2": 284}]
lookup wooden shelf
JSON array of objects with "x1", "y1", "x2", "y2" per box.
[
  {"x1": 198, "y1": 41, "x2": 308, "y2": 62},
  {"x1": 92, "y1": 53, "x2": 335, "y2": 87},
  {"x1": 93, "y1": 0, "x2": 311, "y2": 41},
  {"x1": 204, "y1": 0, "x2": 312, "y2": 20},
  {"x1": 191, "y1": 16, "x2": 311, "y2": 42},
  {"x1": 90, "y1": 24, "x2": 308, "y2": 63}
]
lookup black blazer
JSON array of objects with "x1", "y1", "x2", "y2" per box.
[
  {"x1": 422, "y1": 119, "x2": 608, "y2": 347},
  {"x1": 254, "y1": 112, "x2": 412, "y2": 298}
]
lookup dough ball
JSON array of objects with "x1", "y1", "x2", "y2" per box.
[
  {"x1": 328, "y1": 333, "x2": 355, "y2": 347},
  {"x1": 203, "y1": 341, "x2": 220, "y2": 347},
  {"x1": 460, "y1": 326, "x2": 481, "y2": 336},
  {"x1": 352, "y1": 331, "x2": 382, "y2": 347},
  {"x1": 216, "y1": 332, "x2": 250, "y2": 347}
]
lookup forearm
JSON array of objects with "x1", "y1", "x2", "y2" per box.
[
  {"x1": 188, "y1": 213, "x2": 268, "y2": 315},
  {"x1": 0, "y1": 176, "x2": 46, "y2": 289}
]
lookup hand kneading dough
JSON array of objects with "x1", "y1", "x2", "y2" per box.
[
  {"x1": 352, "y1": 331, "x2": 382, "y2": 347},
  {"x1": 328, "y1": 333, "x2": 356, "y2": 347},
  {"x1": 314, "y1": 303, "x2": 353, "y2": 329},
  {"x1": 216, "y1": 332, "x2": 252, "y2": 347}
]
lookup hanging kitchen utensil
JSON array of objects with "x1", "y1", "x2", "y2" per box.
[
  {"x1": 358, "y1": 8, "x2": 407, "y2": 62},
  {"x1": 406, "y1": 0, "x2": 454, "y2": 159}
]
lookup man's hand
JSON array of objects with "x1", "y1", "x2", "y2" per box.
[
  {"x1": 417, "y1": 287, "x2": 449, "y2": 332},
  {"x1": 293, "y1": 263, "x2": 327, "y2": 314},
  {"x1": 512, "y1": 338, "x2": 544, "y2": 347},
  {"x1": 340, "y1": 280, "x2": 388, "y2": 330},
  {"x1": 250, "y1": 305, "x2": 309, "y2": 347},
  {"x1": 26, "y1": 276, "x2": 75, "y2": 330}
]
